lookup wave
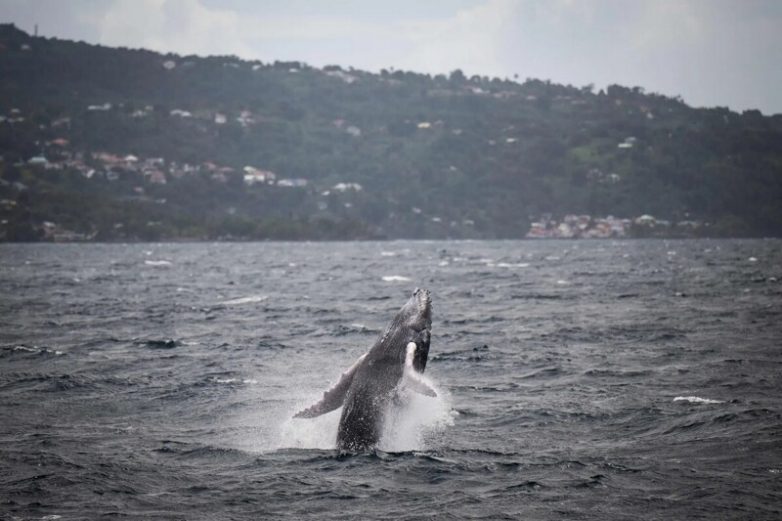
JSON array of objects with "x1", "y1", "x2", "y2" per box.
[
  {"x1": 1, "y1": 344, "x2": 64, "y2": 357},
  {"x1": 138, "y1": 338, "x2": 178, "y2": 349},
  {"x1": 209, "y1": 377, "x2": 259, "y2": 385},
  {"x1": 143, "y1": 259, "x2": 172, "y2": 266},
  {"x1": 381, "y1": 275, "x2": 411, "y2": 282},
  {"x1": 219, "y1": 295, "x2": 268, "y2": 306},
  {"x1": 673, "y1": 396, "x2": 724, "y2": 405}
]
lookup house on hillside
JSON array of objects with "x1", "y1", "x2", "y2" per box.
[
  {"x1": 325, "y1": 69, "x2": 357, "y2": 84},
  {"x1": 243, "y1": 166, "x2": 276, "y2": 185},
  {"x1": 635, "y1": 214, "x2": 656, "y2": 226},
  {"x1": 237, "y1": 111, "x2": 255, "y2": 127},
  {"x1": 332, "y1": 182, "x2": 362, "y2": 192},
  {"x1": 170, "y1": 109, "x2": 192, "y2": 118},
  {"x1": 277, "y1": 178, "x2": 308, "y2": 188},
  {"x1": 28, "y1": 156, "x2": 48, "y2": 166},
  {"x1": 144, "y1": 170, "x2": 167, "y2": 185}
]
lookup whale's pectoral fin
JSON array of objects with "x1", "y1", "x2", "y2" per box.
[
  {"x1": 293, "y1": 353, "x2": 367, "y2": 419},
  {"x1": 404, "y1": 372, "x2": 437, "y2": 397}
]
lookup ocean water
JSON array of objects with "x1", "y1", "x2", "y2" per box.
[{"x1": 1, "y1": 240, "x2": 781, "y2": 520}]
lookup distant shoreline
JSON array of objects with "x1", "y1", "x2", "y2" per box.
[
  {"x1": 2, "y1": 236, "x2": 779, "y2": 245},
  {"x1": 2, "y1": 24, "x2": 781, "y2": 243}
]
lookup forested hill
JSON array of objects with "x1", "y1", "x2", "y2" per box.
[{"x1": 1, "y1": 23, "x2": 781, "y2": 241}]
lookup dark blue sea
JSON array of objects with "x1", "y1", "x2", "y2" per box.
[{"x1": 1, "y1": 240, "x2": 781, "y2": 520}]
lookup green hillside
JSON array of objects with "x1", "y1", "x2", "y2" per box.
[{"x1": 1, "y1": 23, "x2": 780, "y2": 241}]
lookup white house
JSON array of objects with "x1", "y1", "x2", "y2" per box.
[{"x1": 332, "y1": 182, "x2": 362, "y2": 192}]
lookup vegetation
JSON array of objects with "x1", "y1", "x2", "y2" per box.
[{"x1": 1, "y1": 23, "x2": 780, "y2": 241}]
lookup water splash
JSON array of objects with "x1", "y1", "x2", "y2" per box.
[
  {"x1": 272, "y1": 376, "x2": 454, "y2": 452},
  {"x1": 276, "y1": 409, "x2": 341, "y2": 450},
  {"x1": 379, "y1": 378, "x2": 455, "y2": 452}
]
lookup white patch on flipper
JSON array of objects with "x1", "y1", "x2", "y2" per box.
[
  {"x1": 405, "y1": 341, "x2": 416, "y2": 369},
  {"x1": 402, "y1": 341, "x2": 437, "y2": 397}
]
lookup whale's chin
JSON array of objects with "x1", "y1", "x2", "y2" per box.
[
  {"x1": 410, "y1": 288, "x2": 432, "y2": 331},
  {"x1": 414, "y1": 287, "x2": 432, "y2": 313}
]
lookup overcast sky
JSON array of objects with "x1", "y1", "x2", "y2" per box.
[{"x1": 2, "y1": 0, "x2": 781, "y2": 114}]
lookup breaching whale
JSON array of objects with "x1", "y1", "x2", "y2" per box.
[{"x1": 294, "y1": 288, "x2": 437, "y2": 451}]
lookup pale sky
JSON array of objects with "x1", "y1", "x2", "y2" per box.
[{"x1": 2, "y1": 0, "x2": 781, "y2": 114}]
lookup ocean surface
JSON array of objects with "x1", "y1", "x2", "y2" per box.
[{"x1": 1, "y1": 240, "x2": 781, "y2": 520}]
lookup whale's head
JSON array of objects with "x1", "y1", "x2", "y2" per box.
[
  {"x1": 396, "y1": 288, "x2": 432, "y2": 372},
  {"x1": 400, "y1": 288, "x2": 432, "y2": 332}
]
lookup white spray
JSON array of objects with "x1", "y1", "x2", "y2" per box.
[{"x1": 273, "y1": 374, "x2": 454, "y2": 452}]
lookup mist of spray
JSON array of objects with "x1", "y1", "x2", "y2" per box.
[{"x1": 273, "y1": 374, "x2": 454, "y2": 452}]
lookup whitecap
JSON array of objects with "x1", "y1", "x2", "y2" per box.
[
  {"x1": 382, "y1": 275, "x2": 411, "y2": 282},
  {"x1": 144, "y1": 260, "x2": 172, "y2": 266},
  {"x1": 494, "y1": 262, "x2": 530, "y2": 269},
  {"x1": 380, "y1": 251, "x2": 397, "y2": 257},
  {"x1": 12, "y1": 345, "x2": 63, "y2": 355},
  {"x1": 673, "y1": 396, "x2": 723, "y2": 404},
  {"x1": 211, "y1": 377, "x2": 258, "y2": 385},
  {"x1": 219, "y1": 295, "x2": 267, "y2": 306}
]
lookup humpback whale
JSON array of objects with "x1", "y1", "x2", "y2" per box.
[{"x1": 294, "y1": 288, "x2": 437, "y2": 451}]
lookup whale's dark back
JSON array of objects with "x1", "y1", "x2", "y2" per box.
[{"x1": 336, "y1": 360, "x2": 401, "y2": 450}]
